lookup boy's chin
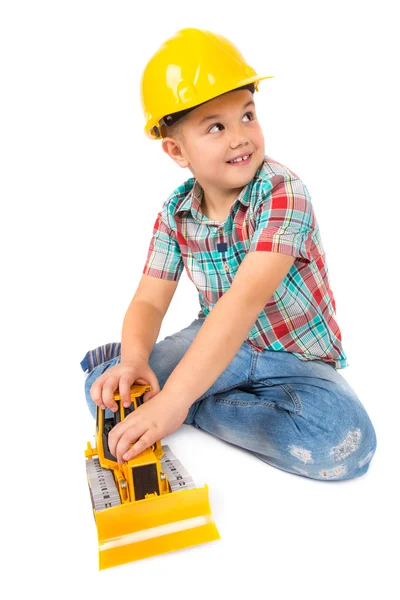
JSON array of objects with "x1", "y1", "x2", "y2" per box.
[{"x1": 228, "y1": 168, "x2": 258, "y2": 185}]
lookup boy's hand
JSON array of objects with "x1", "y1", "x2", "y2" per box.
[
  {"x1": 108, "y1": 391, "x2": 189, "y2": 462},
  {"x1": 90, "y1": 359, "x2": 160, "y2": 411}
]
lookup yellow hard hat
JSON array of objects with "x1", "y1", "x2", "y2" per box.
[{"x1": 140, "y1": 28, "x2": 274, "y2": 140}]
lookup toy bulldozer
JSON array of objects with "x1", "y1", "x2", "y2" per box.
[{"x1": 85, "y1": 384, "x2": 220, "y2": 569}]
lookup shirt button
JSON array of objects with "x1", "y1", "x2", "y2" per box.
[{"x1": 224, "y1": 263, "x2": 230, "y2": 272}]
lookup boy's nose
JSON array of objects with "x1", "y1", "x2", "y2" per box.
[{"x1": 229, "y1": 129, "x2": 250, "y2": 149}]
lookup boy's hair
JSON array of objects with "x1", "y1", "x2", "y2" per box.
[
  {"x1": 160, "y1": 115, "x2": 185, "y2": 140},
  {"x1": 160, "y1": 83, "x2": 255, "y2": 139}
]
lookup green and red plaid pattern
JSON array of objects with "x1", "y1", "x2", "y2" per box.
[{"x1": 143, "y1": 155, "x2": 347, "y2": 369}]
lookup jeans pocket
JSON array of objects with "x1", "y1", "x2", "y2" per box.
[{"x1": 257, "y1": 379, "x2": 303, "y2": 416}]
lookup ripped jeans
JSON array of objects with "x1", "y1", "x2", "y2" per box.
[{"x1": 82, "y1": 317, "x2": 377, "y2": 481}]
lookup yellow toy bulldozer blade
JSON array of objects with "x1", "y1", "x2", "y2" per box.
[{"x1": 95, "y1": 484, "x2": 219, "y2": 569}]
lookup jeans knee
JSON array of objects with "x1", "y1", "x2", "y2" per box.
[
  {"x1": 329, "y1": 428, "x2": 376, "y2": 481},
  {"x1": 344, "y1": 418, "x2": 377, "y2": 480},
  {"x1": 317, "y1": 393, "x2": 377, "y2": 480},
  {"x1": 288, "y1": 417, "x2": 377, "y2": 482}
]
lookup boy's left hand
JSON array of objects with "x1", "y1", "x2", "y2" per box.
[{"x1": 108, "y1": 392, "x2": 189, "y2": 463}]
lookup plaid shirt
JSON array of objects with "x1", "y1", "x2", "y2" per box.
[{"x1": 143, "y1": 155, "x2": 348, "y2": 369}]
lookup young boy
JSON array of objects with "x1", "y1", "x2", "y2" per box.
[{"x1": 81, "y1": 28, "x2": 376, "y2": 481}]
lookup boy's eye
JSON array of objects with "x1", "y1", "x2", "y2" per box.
[
  {"x1": 209, "y1": 123, "x2": 224, "y2": 133},
  {"x1": 207, "y1": 112, "x2": 255, "y2": 133},
  {"x1": 242, "y1": 111, "x2": 254, "y2": 121}
]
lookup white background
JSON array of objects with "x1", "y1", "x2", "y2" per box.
[{"x1": 1, "y1": 1, "x2": 399, "y2": 598}]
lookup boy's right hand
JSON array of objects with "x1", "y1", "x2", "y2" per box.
[{"x1": 90, "y1": 359, "x2": 160, "y2": 412}]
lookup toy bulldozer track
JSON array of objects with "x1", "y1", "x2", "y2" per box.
[{"x1": 85, "y1": 384, "x2": 220, "y2": 569}]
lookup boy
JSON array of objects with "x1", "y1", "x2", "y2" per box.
[{"x1": 81, "y1": 28, "x2": 376, "y2": 481}]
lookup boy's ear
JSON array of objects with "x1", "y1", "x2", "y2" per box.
[{"x1": 161, "y1": 138, "x2": 190, "y2": 169}]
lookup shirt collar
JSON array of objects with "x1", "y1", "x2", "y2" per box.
[
  {"x1": 174, "y1": 159, "x2": 266, "y2": 217},
  {"x1": 174, "y1": 180, "x2": 202, "y2": 215},
  {"x1": 174, "y1": 175, "x2": 255, "y2": 218}
]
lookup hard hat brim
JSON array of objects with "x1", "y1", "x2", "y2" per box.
[{"x1": 146, "y1": 75, "x2": 274, "y2": 140}]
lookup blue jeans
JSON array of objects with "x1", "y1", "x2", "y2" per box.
[{"x1": 83, "y1": 317, "x2": 377, "y2": 481}]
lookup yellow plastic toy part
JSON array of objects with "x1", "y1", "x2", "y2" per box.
[
  {"x1": 96, "y1": 485, "x2": 218, "y2": 570},
  {"x1": 85, "y1": 384, "x2": 220, "y2": 569}
]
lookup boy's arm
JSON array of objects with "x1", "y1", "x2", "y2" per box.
[
  {"x1": 107, "y1": 250, "x2": 294, "y2": 462},
  {"x1": 121, "y1": 207, "x2": 183, "y2": 363},
  {"x1": 162, "y1": 250, "x2": 295, "y2": 407},
  {"x1": 107, "y1": 251, "x2": 294, "y2": 462},
  {"x1": 90, "y1": 274, "x2": 179, "y2": 410},
  {"x1": 121, "y1": 274, "x2": 179, "y2": 363}
]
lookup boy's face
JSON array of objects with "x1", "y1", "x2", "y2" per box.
[{"x1": 161, "y1": 89, "x2": 265, "y2": 194}]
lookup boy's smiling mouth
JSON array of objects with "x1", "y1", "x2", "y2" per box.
[{"x1": 227, "y1": 153, "x2": 252, "y2": 165}]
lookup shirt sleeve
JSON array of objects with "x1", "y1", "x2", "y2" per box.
[
  {"x1": 249, "y1": 176, "x2": 314, "y2": 263},
  {"x1": 142, "y1": 211, "x2": 184, "y2": 281}
]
